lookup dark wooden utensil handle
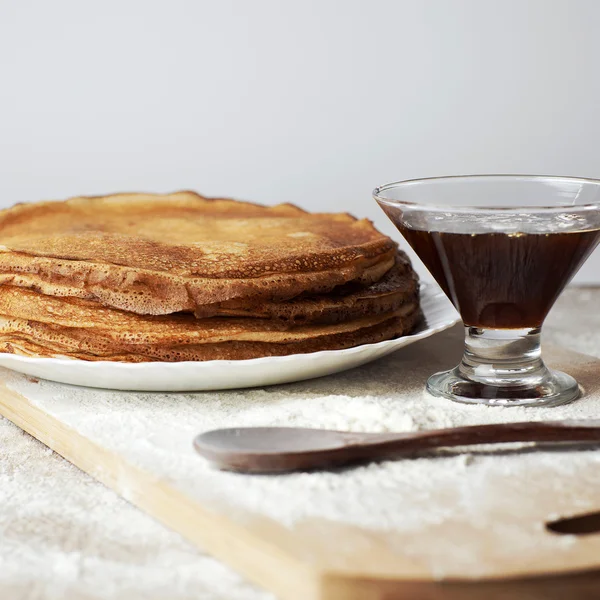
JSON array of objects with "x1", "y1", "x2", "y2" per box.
[{"x1": 376, "y1": 420, "x2": 600, "y2": 452}]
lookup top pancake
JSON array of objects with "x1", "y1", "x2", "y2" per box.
[{"x1": 0, "y1": 192, "x2": 396, "y2": 315}]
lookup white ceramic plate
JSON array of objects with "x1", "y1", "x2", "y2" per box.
[{"x1": 0, "y1": 284, "x2": 459, "y2": 391}]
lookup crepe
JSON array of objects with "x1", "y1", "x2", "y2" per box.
[
  {"x1": 0, "y1": 192, "x2": 396, "y2": 315},
  {"x1": 0, "y1": 286, "x2": 422, "y2": 362},
  {"x1": 195, "y1": 251, "x2": 418, "y2": 323}
]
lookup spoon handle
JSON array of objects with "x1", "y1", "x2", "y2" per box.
[
  {"x1": 369, "y1": 420, "x2": 600, "y2": 454},
  {"x1": 312, "y1": 420, "x2": 600, "y2": 470}
]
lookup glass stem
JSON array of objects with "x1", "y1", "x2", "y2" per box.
[{"x1": 458, "y1": 326, "x2": 547, "y2": 387}]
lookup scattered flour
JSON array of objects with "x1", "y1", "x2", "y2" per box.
[
  {"x1": 2, "y1": 288, "x2": 600, "y2": 598},
  {"x1": 4, "y1": 322, "x2": 600, "y2": 582},
  {"x1": 0, "y1": 416, "x2": 273, "y2": 600}
]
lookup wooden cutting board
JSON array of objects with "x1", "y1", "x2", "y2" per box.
[{"x1": 2, "y1": 325, "x2": 600, "y2": 600}]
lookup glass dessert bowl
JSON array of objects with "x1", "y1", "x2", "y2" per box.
[{"x1": 374, "y1": 175, "x2": 600, "y2": 407}]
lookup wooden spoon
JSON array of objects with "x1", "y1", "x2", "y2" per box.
[{"x1": 194, "y1": 420, "x2": 600, "y2": 473}]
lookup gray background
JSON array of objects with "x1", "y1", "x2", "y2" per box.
[{"x1": 1, "y1": 0, "x2": 599, "y2": 282}]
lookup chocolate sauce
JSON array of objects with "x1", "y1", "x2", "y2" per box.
[{"x1": 397, "y1": 227, "x2": 600, "y2": 329}]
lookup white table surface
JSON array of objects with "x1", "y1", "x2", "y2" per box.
[{"x1": 1, "y1": 286, "x2": 598, "y2": 600}]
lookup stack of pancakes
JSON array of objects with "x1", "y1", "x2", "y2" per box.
[{"x1": 0, "y1": 192, "x2": 422, "y2": 361}]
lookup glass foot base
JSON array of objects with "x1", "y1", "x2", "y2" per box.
[{"x1": 426, "y1": 367, "x2": 580, "y2": 407}]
